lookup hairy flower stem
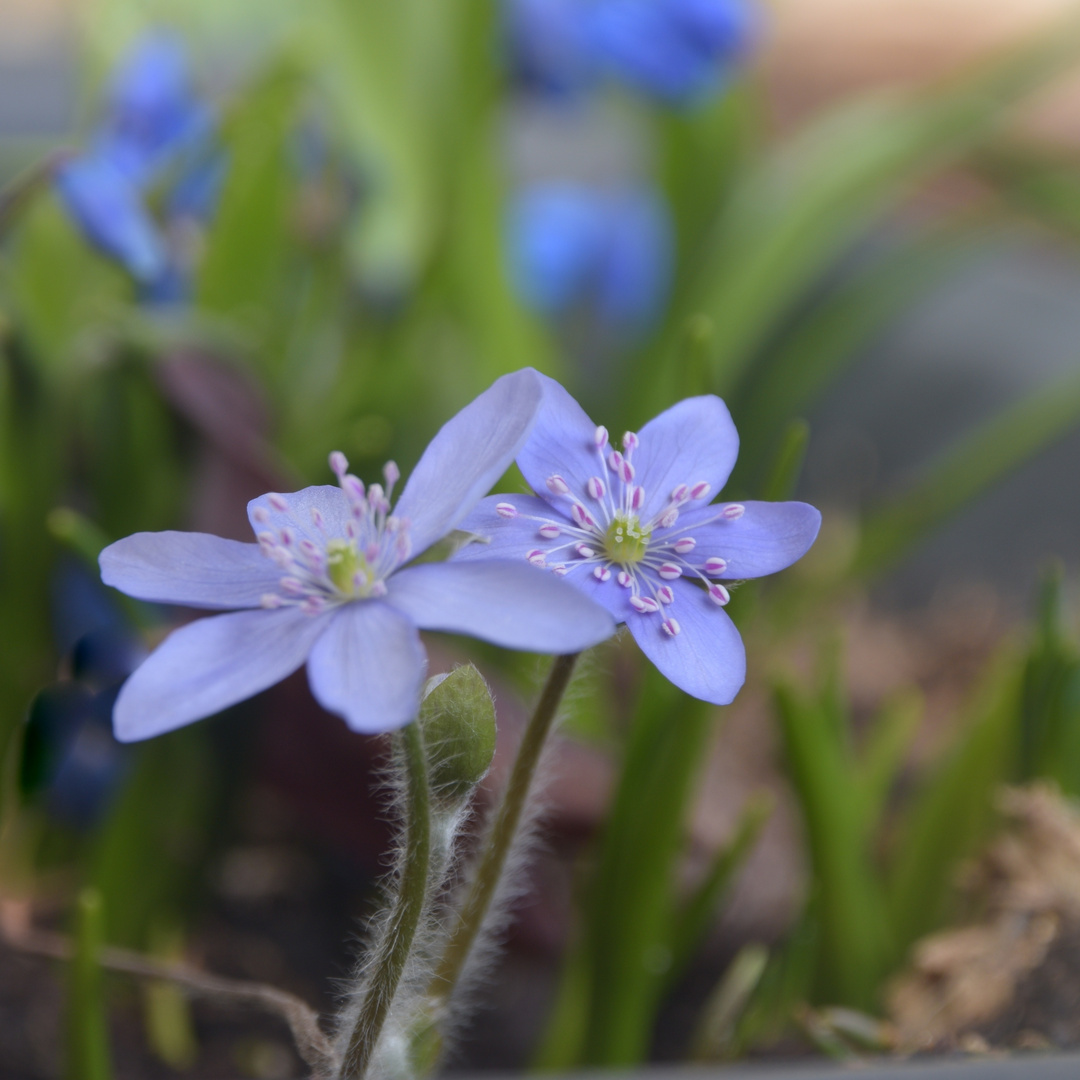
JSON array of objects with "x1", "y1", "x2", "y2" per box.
[
  {"x1": 340, "y1": 722, "x2": 432, "y2": 1080},
  {"x1": 427, "y1": 652, "x2": 580, "y2": 1005}
]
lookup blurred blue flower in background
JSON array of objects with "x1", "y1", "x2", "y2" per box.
[
  {"x1": 53, "y1": 30, "x2": 224, "y2": 303},
  {"x1": 20, "y1": 563, "x2": 146, "y2": 829},
  {"x1": 506, "y1": 0, "x2": 758, "y2": 105},
  {"x1": 507, "y1": 182, "x2": 674, "y2": 330}
]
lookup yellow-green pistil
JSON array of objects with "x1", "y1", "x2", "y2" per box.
[
  {"x1": 326, "y1": 538, "x2": 373, "y2": 596},
  {"x1": 604, "y1": 513, "x2": 651, "y2": 565}
]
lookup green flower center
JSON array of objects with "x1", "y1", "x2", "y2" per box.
[
  {"x1": 326, "y1": 538, "x2": 374, "y2": 596},
  {"x1": 603, "y1": 513, "x2": 652, "y2": 565}
]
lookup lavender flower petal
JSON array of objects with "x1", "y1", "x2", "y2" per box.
[
  {"x1": 633, "y1": 396, "x2": 738, "y2": 519},
  {"x1": 246, "y1": 485, "x2": 351, "y2": 547},
  {"x1": 515, "y1": 373, "x2": 605, "y2": 506},
  {"x1": 453, "y1": 494, "x2": 564, "y2": 559},
  {"x1": 53, "y1": 155, "x2": 169, "y2": 285},
  {"x1": 453, "y1": 495, "x2": 629, "y2": 619},
  {"x1": 100, "y1": 531, "x2": 284, "y2": 609},
  {"x1": 113, "y1": 607, "x2": 329, "y2": 741},
  {"x1": 306, "y1": 602, "x2": 427, "y2": 733},
  {"x1": 627, "y1": 579, "x2": 745, "y2": 704},
  {"x1": 673, "y1": 500, "x2": 822, "y2": 579},
  {"x1": 395, "y1": 369, "x2": 543, "y2": 558},
  {"x1": 386, "y1": 561, "x2": 615, "y2": 652}
]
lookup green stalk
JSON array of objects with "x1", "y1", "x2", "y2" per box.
[
  {"x1": 428, "y1": 653, "x2": 579, "y2": 1003},
  {"x1": 340, "y1": 722, "x2": 432, "y2": 1079},
  {"x1": 67, "y1": 888, "x2": 113, "y2": 1080}
]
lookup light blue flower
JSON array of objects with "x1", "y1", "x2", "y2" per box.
[
  {"x1": 453, "y1": 374, "x2": 821, "y2": 704},
  {"x1": 507, "y1": 182, "x2": 673, "y2": 329},
  {"x1": 53, "y1": 30, "x2": 222, "y2": 300},
  {"x1": 98, "y1": 370, "x2": 616, "y2": 741},
  {"x1": 506, "y1": 0, "x2": 758, "y2": 105}
]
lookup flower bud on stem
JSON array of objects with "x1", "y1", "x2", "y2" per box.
[{"x1": 426, "y1": 653, "x2": 580, "y2": 1009}]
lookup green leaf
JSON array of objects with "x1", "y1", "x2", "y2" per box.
[
  {"x1": 854, "y1": 365, "x2": 1080, "y2": 578},
  {"x1": 886, "y1": 647, "x2": 1023, "y2": 958},
  {"x1": 667, "y1": 791, "x2": 773, "y2": 986},
  {"x1": 196, "y1": 58, "x2": 303, "y2": 323},
  {"x1": 773, "y1": 678, "x2": 890, "y2": 1007},
  {"x1": 548, "y1": 667, "x2": 719, "y2": 1066},
  {"x1": 690, "y1": 942, "x2": 769, "y2": 1062},
  {"x1": 1018, "y1": 563, "x2": 1080, "y2": 792},
  {"x1": 856, "y1": 689, "x2": 923, "y2": 835}
]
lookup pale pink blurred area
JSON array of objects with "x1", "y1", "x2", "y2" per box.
[{"x1": 762, "y1": 0, "x2": 1080, "y2": 143}]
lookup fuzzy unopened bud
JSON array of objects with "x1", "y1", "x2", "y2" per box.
[{"x1": 419, "y1": 665, "x2": 497, "y2": 798}]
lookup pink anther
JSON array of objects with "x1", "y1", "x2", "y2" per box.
[
  {"x1": 343, "y1": 474, "x2": 366, "y2": 503},
  {"x1": 594, "y1": 425, "x2": 609, "y2": 448},
  {"x1": 253, "y1": 507, "x2": 270, "y2": 524},
  {"x1": 658, "y1": 563, "x2": 682, "y2": 580},
  {"x1": 383, "y1": 461, "x2": 400, "y2": 487},
  {"x1": 575, "y1": 543, "x2": 596, "y2": 558},
  {"x1": 662, "y1": 618, "x2": 681, "y2": 637},
  {"x1": 607, "y1": 450, "x2": 624, "y2": 474},
  {"x1": 673, "y1": 537, "x2": 696, "y2": 554},
  {"x1": 527, "y1": 549, "x2": 547, "y2": 566},
  {"x1": 620, "y1": 459, "x2": 635, "y2": 483},
  {"x1": 659, "y1": 508, "x2": 679, "y2": 528},
  {"x1": 690, "y1": 482, "x2": 712, "y2": 500},
  {"x1": 496, "y1": 502, "x2": 518, "y2": 519},
  {"x1": 546, "y1": 475, "x2": 570, "y2": 496},
  {"x1": 671, "y1": 484, "x2": 689, "y2": 504},
  {"x1": 630, "y1": 485, "x2": 645, "y2": 511},
  {"x1": 630, "y1": 595, "x2": 659, "y2": 614},
  {"x1": 279, "y1": 527, "x2": 296, "y2": 548},
  {"x1": 329, "y1": 451, "x2": 349, "y2": 478},
  {"x1": 311, "y1": 508, "x2": 325, "y2": 530},
  {"x1": 571, "y1": 504, "x2": 595, "y2": 529},
  {"x1": 552, "y1": 564, "x2": 569, "y2": 576},
  {"x1": 704, "y1": 557, "x2": 728, "y2": 575},
  {"x1": 269, "y1": 493, "x2": 289, "y2": 513},
  {"x1": 587, "y1": 476, "x2": 606, "y2": 500},
  {"x1": 261, "y1": 593, "x2": 284, "y2": 609},
  {"x1": 708, "y1": 583, "x2": 731, "y2": 606},
  {"x1": 722, "y1": 503, "x2": 745, "y2": 520},
  {"x1": 617, "y1": 571, "x2": 633, "y2": 588},
  {"x1": 594, "y1": 566, "x2": 611, "y2": 582},
  {"x1": 370, "y1": 581, "x2": 388, "y2": 598},
  {"x1": 657, "y1": 585, "x2": 674, "y2": 605},
  {"x1": 281, "y1": 577, "x2": 306, "y2": 595},
  {"x1": 622, "y1": 431, "x2": 639, "y2": 452},
  {"x1": 301, "y1": 596, "x2": 325, "y2": 615},
  {"x1": 539, "y1": 523, "x2": 561, "y2": 539}
]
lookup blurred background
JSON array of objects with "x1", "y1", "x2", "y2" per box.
[{"x1": 5, "y1": 0, "x2": 1080, "y2": 1076}]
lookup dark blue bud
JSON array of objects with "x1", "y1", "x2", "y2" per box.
[
  {"x1": 53, "y1": 154, "x2": 169, "y2": 285},
  {"x1": 50, "y1": 559, "x2": 128, "y2": 659},
  {"x1": 98, "y1": 31, "x2": 213, "y2": 185},
  {"x1": 589, "y1": 0, "x2": 758, "y2": 104},
  {"x1": 45, "y1": 688, "x2": 129, "y2": 828},
  {"x1": 72, "y1": 626, "x2": 147, "y2": 690},
  {"x1": 505, "y1": 0, "x2": 758, "y2": 106},
  {"x1": 507, "y1": 182, "x2": 673, "y2": 330}
]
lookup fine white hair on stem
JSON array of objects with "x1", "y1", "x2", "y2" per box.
[
  {"x1": 330, "y1": 696, "x2": 492, "y2": 1078},
  {"x1": 429, "y1": 653, "x2": 589, "y2": 1063}
]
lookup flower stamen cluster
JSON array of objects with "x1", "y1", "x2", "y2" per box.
[
  {"x1": 497, "y1": 428, "x2": 745, "y2": 638},
  {"x1": 255, "y1": 453, "x2": 412, "y2": 615}
]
